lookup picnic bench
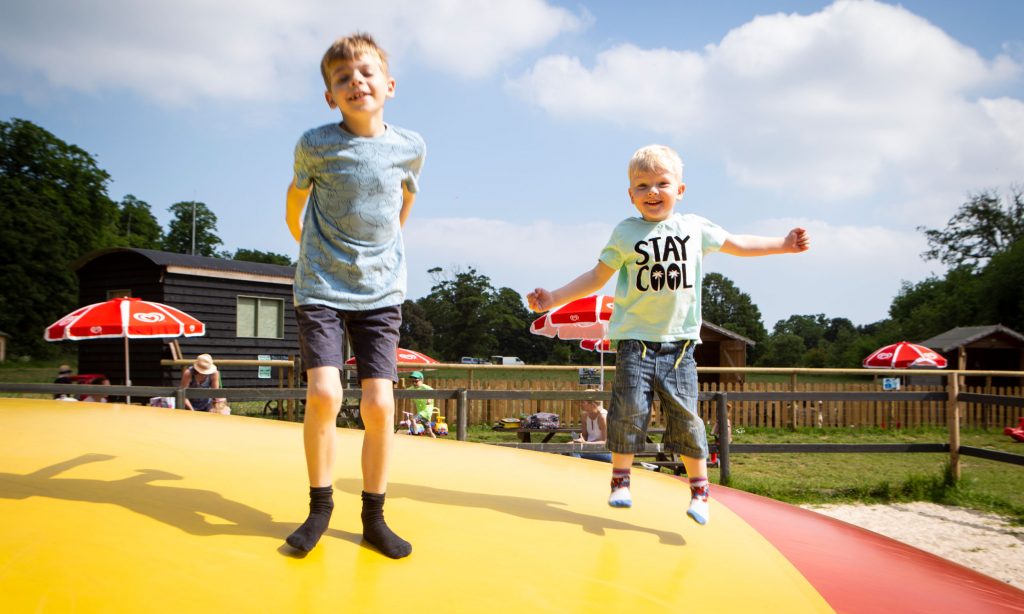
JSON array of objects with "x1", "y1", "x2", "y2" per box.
[{"x1": 489, "y1": 426, "x2": 721, "y2": 474}]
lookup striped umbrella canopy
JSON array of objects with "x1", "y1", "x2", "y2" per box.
[
  {"x1": 44, "y1": 297, "x2": 206, "y2": 398},
  {"x1": 530, "y1": 294, "x2": 614, "y2": 340},
  {"x1": 862, "y1": 341, "x2": 947, "y2": 369}
]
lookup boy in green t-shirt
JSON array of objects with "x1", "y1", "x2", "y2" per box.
[
  {"x1": 528, "y1": 144, "x2": 809, "y2": 525},
  {"x1": 407, "y1": 371, "x2": 436, "y2": 438}
]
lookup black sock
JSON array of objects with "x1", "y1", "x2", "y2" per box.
[
  {"x1": 361, "y1": 491, "x2": 412, "y2": 559},
  {"x1": 286, "y1": 486, "x2": 334, "y2": 552}
]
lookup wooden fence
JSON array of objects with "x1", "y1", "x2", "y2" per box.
[{"x1": 400, "y1": 372, "x2": 1022, "y2": 430}]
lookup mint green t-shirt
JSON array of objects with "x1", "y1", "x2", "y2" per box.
[{"x1": 599, "y1": 213, "x2": 728, "y2": 342}]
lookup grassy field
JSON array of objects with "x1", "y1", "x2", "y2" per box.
[{"x1": 3, "y1": 360, "x2": 1022, "y2": 521}]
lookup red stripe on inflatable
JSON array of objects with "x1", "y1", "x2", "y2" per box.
[{"x1": 713, "y1": 487, "x2": 1024, "y2": 613}]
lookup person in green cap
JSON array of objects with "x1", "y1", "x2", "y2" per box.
[{"x1": 407, "y1": 371, "x2": 436, "y2": 438}]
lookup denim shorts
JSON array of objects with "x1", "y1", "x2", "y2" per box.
[
  {"x1": 295, "y1": 303, "x2": 401, "y2": 382},
  {"x1": 607, "y1": 339, "x2": 708, "y2": 459}
]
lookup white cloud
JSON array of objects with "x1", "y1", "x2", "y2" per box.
[
  {"x1": 403, "y1": 216, "x2": 615, "y2": 300},
  {"x1": 509, "y1": 0, "x2": 1024, "y2": 205},
  {"x1": 709, "y1": 217, "x2": 939, "y2": 325},
  {"x1": 0, "y1": 0, "x2": 582, "y2": 105}
]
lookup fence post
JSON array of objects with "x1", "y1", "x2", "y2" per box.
[
  {"x1": 457, "y1": 388, "x2": 468, "y2": 441},
  {"x1": 717, "y1": 393, "x2": 730, "y2": 486},
  {"x1": 948, "y1": 372, "x2": 961, "y2": 481},
  {"x1": 174, "y1": 387, "x2": 186, "y2": 410}
]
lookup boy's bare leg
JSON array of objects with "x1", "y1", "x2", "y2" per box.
[
  {"x1": 681, "y1": 454, "x2": 711, "y2": 525},
  {"x1": 359, "y1": 378, "x2": 394, "y2": 493},
  {"x1": 609, "y1": 452, "x2": 634, "y2": 507},
  {"x1": 287, "y1": 366, "x2": 343, "y2": 552},
  {"x1": 358, "y1": 377, "x2": 411, "y2": 558}
]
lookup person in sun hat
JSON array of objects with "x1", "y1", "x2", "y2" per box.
[
  {"x1": 179, "y1": 353, "x2": 220, "y2": 411},
  {"x1": 406, "y1": 371, "x2": 436, "y2": 438}
]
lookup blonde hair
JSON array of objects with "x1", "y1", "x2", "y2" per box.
[
  {"x1": 320, "y1": 32, "x2": 389, "y2": 87},
  {"x1": 628, "y1": 145, "x2": 683, "y2": 182}
]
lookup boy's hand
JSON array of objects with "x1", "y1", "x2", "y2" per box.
[
  {"x1": 527, "y1": 288, "x2": 554, "y2": 312},
  {"x1": 785, "y1": 227, "x2": 810, "y2": 253}
]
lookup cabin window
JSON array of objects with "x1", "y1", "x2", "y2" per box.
[
  {"x1": 107, "y1": 289, "x2": 131, "y2": 299},
  {"x1": 237, "y1": 296, "x2": 284, "y2": 339}
]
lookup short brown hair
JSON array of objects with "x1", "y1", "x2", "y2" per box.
[{"x1": 320, "y1": 32, "x2": 389, "y2": 88}]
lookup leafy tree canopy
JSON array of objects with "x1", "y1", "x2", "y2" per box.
[
  {"x1": 918, "y1": 187, "x2": 1024, "y2": 270},
  {"x1": 115, "y1": 194, "x2": 163, "y2": 249},
  {"x1": 231, "y1": 248, "x2": 293, "y2": 266},
  {"x1": 701, "y1": 272, "x2": 767, "y2": 346},
  {"x1": 0, "y1": 118, "x2": 118, "y2": 357},
  {"x1": 163, "y1": 201, "x2": 223, "y2": 257}
]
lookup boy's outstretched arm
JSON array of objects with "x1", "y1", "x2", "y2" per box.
[
  {"x1": 527, "y1": 262, "x2": 616, "y2": 313},
  {"x1": 399, "y1": 185, "x2": 415, "y2": 228},
  {"x1": 286, "y1": 178, "x2": 311, "y2": 243},
  {"x1": 720, "y1": 227, "x2": 810, "y2": 257}
]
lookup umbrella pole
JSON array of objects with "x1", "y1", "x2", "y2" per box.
[
  {"x1": 124, "y1": 336, "x2": 132, "y2": 404},
  {"x1": 600, "y1": 344, "x2": 605, "y2": 388}
]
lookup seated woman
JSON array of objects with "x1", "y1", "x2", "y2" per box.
[
  {"x1": 180, "y1": 354, "x2": 220, "y2": 411},
  {"x1": 569, "y1": 392, "x2": 612, "y2": 462},
  {"x1": 80, "y1": 376, "x2": 110, "y2": 403}
]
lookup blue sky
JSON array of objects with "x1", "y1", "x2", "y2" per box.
[{"x1": 2, "y1": 0, "x2": 1023, "y2": 328}]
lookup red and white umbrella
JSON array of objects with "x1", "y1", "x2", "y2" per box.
[
  {"x1": 45, "y1": 297, "x2": 206, "y2": 398},
  {"x1": 531, "y1": 295, "x2": 615, "y2": 385},
  {"x1": 863, "y1": 341, "x2": 947, "y2": 369},
  {"x1": 530, "y1": 294, "x2": 614, "y2": 340},
  {"x1": 580, "y1": 338, "x2": 615, "y2": 353},
  {"x1": 346, "y1": 347, "x2": 439, "y2": 369}
]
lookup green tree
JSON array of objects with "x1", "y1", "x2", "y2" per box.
[
  {"x1": 772, "y1": 314, "x2": 829, "y2": 351},
  {"x1": 757, "y1": 333, "x2": 805, "y2": 367},
  {"x1": 977, "y1": 238, "x2": 1024, "y2": 332},
  {"x1": 918, "y1": 188, "x2": 1024, "y2": 270},
  {"x1": 0, "y1": 118, "x2": 118, "y2": 357},
  {"x1": 487, "y1": 286, "x2": 548, "y2": 364},
  {"x1": 887, "y1": 268, "x2": 983, "y2": 342},
  {"x1": 399, "y1": 299, "x2": 435, "y2": 357},
  {"x1": 701, "y1": 272, "x2": 767, "y2": 347},
  {"x1": 116, "y1": 194, "x2": 163, "y2": 249},
  {"x1": 163, "y1": 201, "x2": 223, "y2": 256},
  {"x1": 231, "y1": 248, "x2": 293, "y2": 266},
  {"x1": 418, "y1": 267, "x2": 498, "y2": 361}
]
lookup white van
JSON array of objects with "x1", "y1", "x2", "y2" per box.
[{"x1": 490, "y1": 356, "x2": 525, "y2": 365}]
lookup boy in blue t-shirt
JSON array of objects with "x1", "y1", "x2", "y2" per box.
[
  {"x1": 528, "y1": 145, "x2": 808, "y2": 525},
  {"x1": 284, "y1": 33, "x2": 425, "y2": 557}
]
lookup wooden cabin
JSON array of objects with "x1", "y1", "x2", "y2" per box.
[
  {"x1": 72, "y1": 248, "x2": 298, "y2": 388},
  {"x1": 695, "y1": 321, "x2": 754, "y2": 384},
  {"x1": 918, "y1": 325, "x2": 1024, "y2": 387}
]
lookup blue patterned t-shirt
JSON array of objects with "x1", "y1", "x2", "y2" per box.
[
  {"x1": 293, "y1": 123, "x2": 425, "y2": 310},
  {"x1": 599, "y1": 213, "x2": 728, "y2": 342}
]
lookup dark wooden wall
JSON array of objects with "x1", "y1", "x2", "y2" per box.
[
  {"x1": 164, "y1": 274, "x2": 298, "y2": 388},
  {"x1": 75, "y1": 252, "x2": 299, "y2": 389}
]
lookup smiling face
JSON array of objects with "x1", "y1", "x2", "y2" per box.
[
  {"x1": 628, "y1": 166, "x2": 686, "y2": 222},
  {"x1": 323, "y1": 52, "x2": 395, "y2": 121}
]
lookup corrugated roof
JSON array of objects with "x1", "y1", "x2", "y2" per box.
[
  {"x1": 703, "y1": 321, "x2": 756, "y2": 346},
  {"x1": 918, "y1": 324, "x2": 1024, "y2": 352},
  {"x1": 73, "y1": 247, "x2": 295, "y2": 279}
]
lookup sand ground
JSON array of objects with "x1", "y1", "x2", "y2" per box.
[{"x1": 802, "y1": 502, "x2": 1024, "y2": 590}]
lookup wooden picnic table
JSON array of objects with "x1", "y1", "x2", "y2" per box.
[{"x1": 489, "y1": 427, "x2": 721, "y2": 474}]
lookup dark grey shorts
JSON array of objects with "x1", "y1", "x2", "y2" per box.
[{"x1": 295, "y1": 303, "x2": 402, "y2": 382}]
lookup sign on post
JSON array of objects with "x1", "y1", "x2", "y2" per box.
[
  {"x1": 882, "y1": 377, "x2": 901, "y2": 391},
  {"x1": 257, "y1": 354, "x2": 272, "y2": 379},
  {"x1": 578, "y1": 368, "x2": 601, "y2": 386}
]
